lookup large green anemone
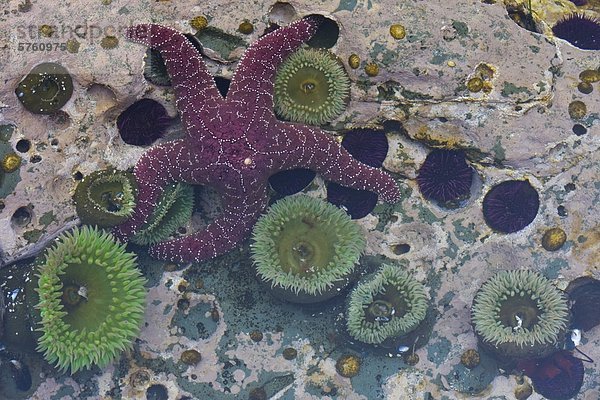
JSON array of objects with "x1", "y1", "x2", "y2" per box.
[
  {"x1": 36, "y1": 226, "x2": 147, "y2": 373},
  {"x1": 274, "y1": 47, "x2": 350, "y2": 125},
  {"x1": 471, "y1": 270, "x2": 570, "y2": 361},
  {"x1": 131, "y1": 182, "x2": 194, "y2": 245},
  {"x1": 346, "y1": 264, "x2": 429, "y2": 346},
  {"x1": 251, "y1": 195, "x2": 365, "y2": 303},
  {"x1": 73, "y1": 169, "x2": 137, "y2": 228}
]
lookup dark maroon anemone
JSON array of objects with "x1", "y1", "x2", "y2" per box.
[
  {"x1": 565, "y1": 276, "x2": 600, "y2": 331},
  {"x1": 482, "y1": 180, "x2": 539, "y2": 233},
  {"x1": 326, "y1": 129, "x2": 390, "y2": 218},
  {"x1": 117, "y1": 99, "x2": 173, "y2": 146},
  {"x1": 416, "y1": 149, "x2": 473, "y2": 205},
  {"x1": 568, "y1": 0, "x2": 587, "y2": 5},
  {"x1": 341, "y1": 129, "x2": 389, "y2": 168},
  {"x1": 269, "y1": 168, "x2": 316, "y2": 196},
  {"x1": 552, "y1": 13, "x2": 600, "y2": 50},
  {"x1": 518, "y1": 351, "x2": 584, "y2": 400},
  {"x1": 326, "y1": 182, "x2": 378, "y2": 219}
]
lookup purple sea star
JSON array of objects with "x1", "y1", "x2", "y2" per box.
[{"x1": 114, "y1": 16, "x2": 401, "y2": 263}]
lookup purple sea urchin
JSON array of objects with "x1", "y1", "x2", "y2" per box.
[
  {"x1": 117, "y1": 99, "x2": 173, "y2": 146},
  {"x1": 417, "y1": 149, "x2": 473, "y2": 206},
  {"x1": 341, "y1": 129, "x2": 389, "y2": 168},
  {"x1": 482, "y1": 180, "x2": 539, "y2": 233},
  {"x1": 471, "y1": 270, "x2": 570, "y2": 361},
  {"x1": 36, "y1": 226, "x2": 146, "y2": 373},
  {"x1": 565, "y1": 276, "x2": 600, "y2": 331},
  {"x1": 552, "y1": 13, "x2": 600, "y2": 51},
  {"x1": 326, "y1": 182, "x2": 378, "y2": 219},
  {"x1": 326, "y1": 129, "x2": 390, "y2": 218},
  {"x1": 268, "y1": 168, "x2": 316, "y2": 196},
  {"x1": 518, "y1": 350, "x2": 584, "y2": 400}
]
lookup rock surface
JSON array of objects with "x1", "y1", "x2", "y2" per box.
[{"x1": 0, "y1": 0, "x2": 598, "y2": 399}]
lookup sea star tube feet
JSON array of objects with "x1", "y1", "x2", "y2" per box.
[{"x1": 114, "y1": 16, "x2": 401, "y2": 263}]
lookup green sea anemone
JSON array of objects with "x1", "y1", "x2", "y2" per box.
[
  {"x1": 250, "y1": 195, "x2": 365, "y2": 303},
  {"x1": 345, "y1": 264, "x2": 429, "y2": 346},
  {"x1": 36, "y1": 226, "x2": 147, "y2": 373},
  {"x1": 15, "y1": 62, "x2": 74, "y2": 114},
  {"x1": 73, "y1": 169, "x2": 137, "y2": 228},
  {"x1": 471, "y1": 270, "x2": 570, "y2": 361},
  {"x1": 274, "y1": 47, "x2": 350, "y2": 125},
  {"x1": 131, "y1": 182, "x2": 194, "y2": 245}
]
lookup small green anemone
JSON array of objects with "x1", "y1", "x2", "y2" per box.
[
  {"x1": 274, "y1": 47, "x2": 350, "y2": 125},
  {"x1": 346, "y1": 264, "x2": 429, "y2": 345},
  {"x1": 73, "y1": 169, "x2": 137, "y2": 228},
  {"x1": 471, "y1": 270, "x2": 570, "y2": 361},
  {"x1": 251, "y1": 195, "x2": 365, "y2": 303},
  {"x1": 131, "y1": 182, "x2": 194, "y2": 245},
  {"x1": 15, "y1": 62, "x2": 74, "y2": 114},
  {"x1": 36, "y1": 226, "x2": 147, "y2": 373}
]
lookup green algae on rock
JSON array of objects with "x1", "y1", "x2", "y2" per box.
[
  {"x1": 251, "y1": 195, "x2": 365, "y2": 303},
  {"x1": 15, "y1": 62, "x2": 74, "y2": 114}
]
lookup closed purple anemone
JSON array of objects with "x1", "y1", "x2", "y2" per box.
[
  {"x1": 417, "y1": 149, "x2": 473, "y2": 205},
  {"x1": 326, "y1": 182, "x2": 378, "y2": 219},
  {"x1": 518, "y1": 351, "x2": 584, "y2": 400},
  {"x1": 269, "y1": 168, "x2": 316, "y2": 196},
  {"x1": 552, "y1": 13, "x2": 600, "y2": 50},
  {"x1": 327, "y1": 129, "x2": 390, "y2": 218},
  {"x1": 482, "y1": 180, "x2": 539, "y2": 233},
  {"x1": 117, "y1": 99, "x2": 173, "y2": 146},
  {"x1": 565, "y1": 276, "x2": 600, "y2": 331}
]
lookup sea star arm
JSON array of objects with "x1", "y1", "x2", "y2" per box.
[
  {"x1": 125, "y1": 24, "x2": 222, "y2": 137},
  {"x1": 275, "y1": 123, "x2": 401, "y2": 203},
  {"x1": 226, "y1": 15, "x2": 322, "y2": 116},
  {"x1": 113, "y1": 139, "x2": 212, "y2": 240},
  {"x1": 149, "y1": 185, "x2": 270, "y2": 263}
]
